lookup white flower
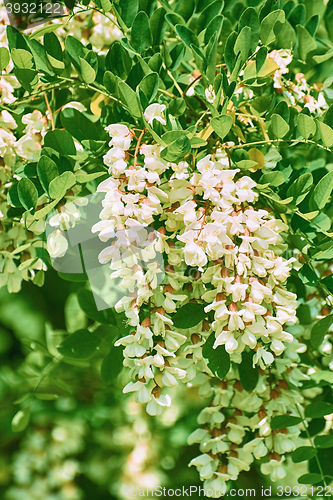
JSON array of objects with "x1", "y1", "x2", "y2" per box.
[
  {"x1": 205, "y1": 85, "x2": 215, "y2": 103},
  {"x1": 253, "y1": 347, "x2": 274, "y2": 370},
  {"x1": 47, "y1": 231, "x2": 68, "y2": 258},
  {"x1": 146, "y1": 393, "x2": 171, "y2": 415},
  {"x1": 105, "y1": 124, "x2": 131, "y2": 150},
  {"x1": 144, "y1": 103, "x2": 166, "y2": 125},
  {"x1": 261, "y1": 455, "x2": 287, "y2": 482}
]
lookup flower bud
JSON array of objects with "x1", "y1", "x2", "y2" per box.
[
  {"x1": 152, "y1": 385, "x2": 161, "y2": 399},
  {"x1": 191, "y1": 334, "x2": 201, "y2": 344},
  {"x1": 233, "y1": 381, "x2": 243, "y2": 392},
  {"x1": 202, "y1": 320, "x2": 210, "y2": 331},
  {"x1": 141, "y1": 318, "x2": 151, "y2": 328},
  {"x1": 164, "y1": 284, "x2": 174, "y2": 294},
  {"x1": 269, "y1": 452, "x2": 281, "y2": 462}
]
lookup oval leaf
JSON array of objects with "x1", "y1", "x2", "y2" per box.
[
  {"x1": 172, "y1": 303, "x2": 206, "y2": 329},
  {"x1": 202, "y1": 333, "x2": 230, "y2": 379},
  {"x1": 271, "y1": 415, "x2": 302, "y2": 430},
  {"x1": 131, "y1": 11, "x2": 152, "y2": 53},
  {"x1": 305, "y1": 402, "x2": 333, "y2": 419},
  {"x1": 211, "y1": 114, "x2": 233, "y2": 140},
  {"x1": 58, "y1": 329, "x2": 100, "y2": 359},
  {"x1": 239, "y1": 350, "x2": 259, "y2": 391},
  {"x1": 18, "y1": 178, "x2": 38, "y2": 212},
  {"x1": 48, "y1": 171, "x2": 76, "y2": 200},
  {"x1": 292, "y1": 446, "x2": 317, "y2": 463},
  {"x1": 311, "y1": 314, "x2": 333, "y2": 349},
  {"x1": 271, "y1": 113, "x2": 289, "y2": 138},
  {"x1": 11, "y1": 408, "x2": 30, "y2": 432}
]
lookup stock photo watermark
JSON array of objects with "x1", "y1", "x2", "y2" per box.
[
  {"x1": 122, "y1": 485, "x2": 332, "y2": 497},
  {"x1": 4, "y1": 0, "x2": 68, "y2": 30}
]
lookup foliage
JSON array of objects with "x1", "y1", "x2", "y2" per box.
[{"x1": 1, "y1": 0, "x2": 333, "y2": 496}]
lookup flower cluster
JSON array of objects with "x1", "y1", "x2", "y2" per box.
[
  {"x1": 0, "y1": 109, "x2": 49, "y2": 293},
  {"x1": 92, "y1": 108, "x2": 299, "y2": 433}
]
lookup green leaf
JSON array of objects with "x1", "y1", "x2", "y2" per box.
[
  {"x1": 310, "y1": 170, "x2": 333, "y2": 210},
  {"x1": 298, "y1": 473, "x2": 322, "y2": 485},
  {"x1": 75, "y1": 172, "x2": 106, "y2": 183},
  {"x1": 316, "y1": 120, "x2": 333, "y2": 148},
  {"x1": 299, "y1": 264, "x2": 319, "y2": 286},
  {"x1": 0, "y1": 47, "x2": 10, "y2": 70},
  {"x1": 58, "y1": 272, "x2": 88, "y2": 282},
  {"x1": 119, "y1": 0, "x2": 138, "y2": 27},
  {"x1": 35, "y1": 393, "x2": 58, "y2": 401},
  {"x1": 259, "y1": 171, "x2": 284, "y2": 187},
  {"x1": 255, "y1": 46, "x2": 268, "y2": 74},
  {"x1": 11, "y1": 48, "x2": 33, "y2": 69},
  {"x1": 44, "y1": 32, "x2": 63, "y2": 61},
  {"x1": 44, "y1": 130, "x2": 76, "y2": 156},
  {"x1": 101, "y1": 346, "x2": 124, "y2": 384},
  {"x1": 37, "y1": 156, "x2": 59, "y2": 194},
  {"x1": 196, "y1": 0, "x2": 224, "y2": 34},
  {"x1": 234, "y1": 26, "x2": 251, "y2": 62},
  {"x1": 103, "y1": 70, "x2": 118, "y2": 94},
  {"x1": 297, "y1": 24, "x2": 317, "y2": 61},
  {"x1": 58, "y1": 329, "x2": 100, "y2": 359},
  {"x1": 271, "y1": 113, "x2": 290, "y2": 138},
  {"x1": 311, "y1": 314, "x2": 333, "y2": 349},
  {"x1": 239, "y1": 350, "x2": 259, "y2": 391},
  {"x1": 65, "y1": 36, "x2": 86, "y2": 71},
  {"x1": 14, "y1": 68, "x2": 38, "y2": 92},
  {"x1": 321, "y1": 274, "x2": 333, "y2": 293},
  {"x1": 80, "y1": 57, "x2": 96, "y2": 84},
  {"x1": 206, "y1": 32, "x2": 218, "y2": 82},
  {"x1": 100, "y1": 0, "x2": 111, "y2": 11},
  {"x1": 139, "y1": 72, "x2": 159, "y2": 102},
  {"x1": 204, "y1": 14, "x2": 223, "y2": 45},
  {"x1": 34, "y1": 199, "x2": 60, "y2": 220},
  {"x1": 172, "y1": 303, "x2": 206, "y2": 329},
  {"x1": 28, "y1": 23, "x2": 62, "y2": 40},
  {"x1": 224, "y1": 31, "x2": 238, "y2": 73},
  {"x1": 78, "y1": 289, "x2": 117, "y2": 325},
  {"x1": 305, "y1": 402, "x2": 333, "y2": 419},
  {"x1": 46, "y1": 54, "x2": 65, "y2": 72},
  {"x1": 131, "y1": 11, "x2": 152, "y2": 53},
  {"x1": 175, "y1": 24, "x2": 199, "y2": 48},
  {"x1": 270, "y1": 415, "x2": 302, "y2": 430},
  {"x1": 286, "y1": 173, "x2": 313, "y2": 204},
  {"x1": 260, "y1": 10, "x2": 285, "y2": 45},
  {"x1": 292, "y1": 446, "x2": 317, "y2": 463},
  {"x1": 202, "y1": 333, "x2": 230, "y2": 379},
  {"x1": 8, "y1": 183, "x2": 22, "y2": 208},
  {"x1": 11, "y1": 408, "x2": 30, "y2": 432},
  {"x1": 211, "y1": 115, "x2": 233, "y2": 140},
  {"x1": 118, "y1": 81, "x2": 141, "y2": 118},
  {"x1": 297, "y1": 114, "x2": 316, "y2": 139},
  {"x1": 48, "y1": 171, "x2": 76, "y2": 200},
  {"x1": 239, "y1": 7, "x2": 260, "y2": 52},
  {"x1": 18, "y1": 178, "x2": 38, "y2": 212},
  {"x1": 149, "y1": 7, "x2": 167, "y2": 45},
  {"x1": 61, "y1": 108, "x2": 100, "y2": 142},
  {"x1": 160, "y1": 136, "x2": 191, "y2": 163},
  {"x1": 27, "y1": 38, "x2": 54, "y2": 76},
  {"x1": 314, "y1": 435, "x2": 333, "y2": 449},
  {"x1": 105, "y1": 42, "x2": 132, "y2": 79}
]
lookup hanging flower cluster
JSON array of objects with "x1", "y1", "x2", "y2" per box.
[
  {"x1": 87, "y1": 106, "x2": 312, "y2": 493},
  {"x1": 0, "y1": 109, "x2": 48, "y2": 293}
]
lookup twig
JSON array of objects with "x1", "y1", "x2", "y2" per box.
[{"x1": 43, "y1": 91, "x2": 54, "y2": 131}]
